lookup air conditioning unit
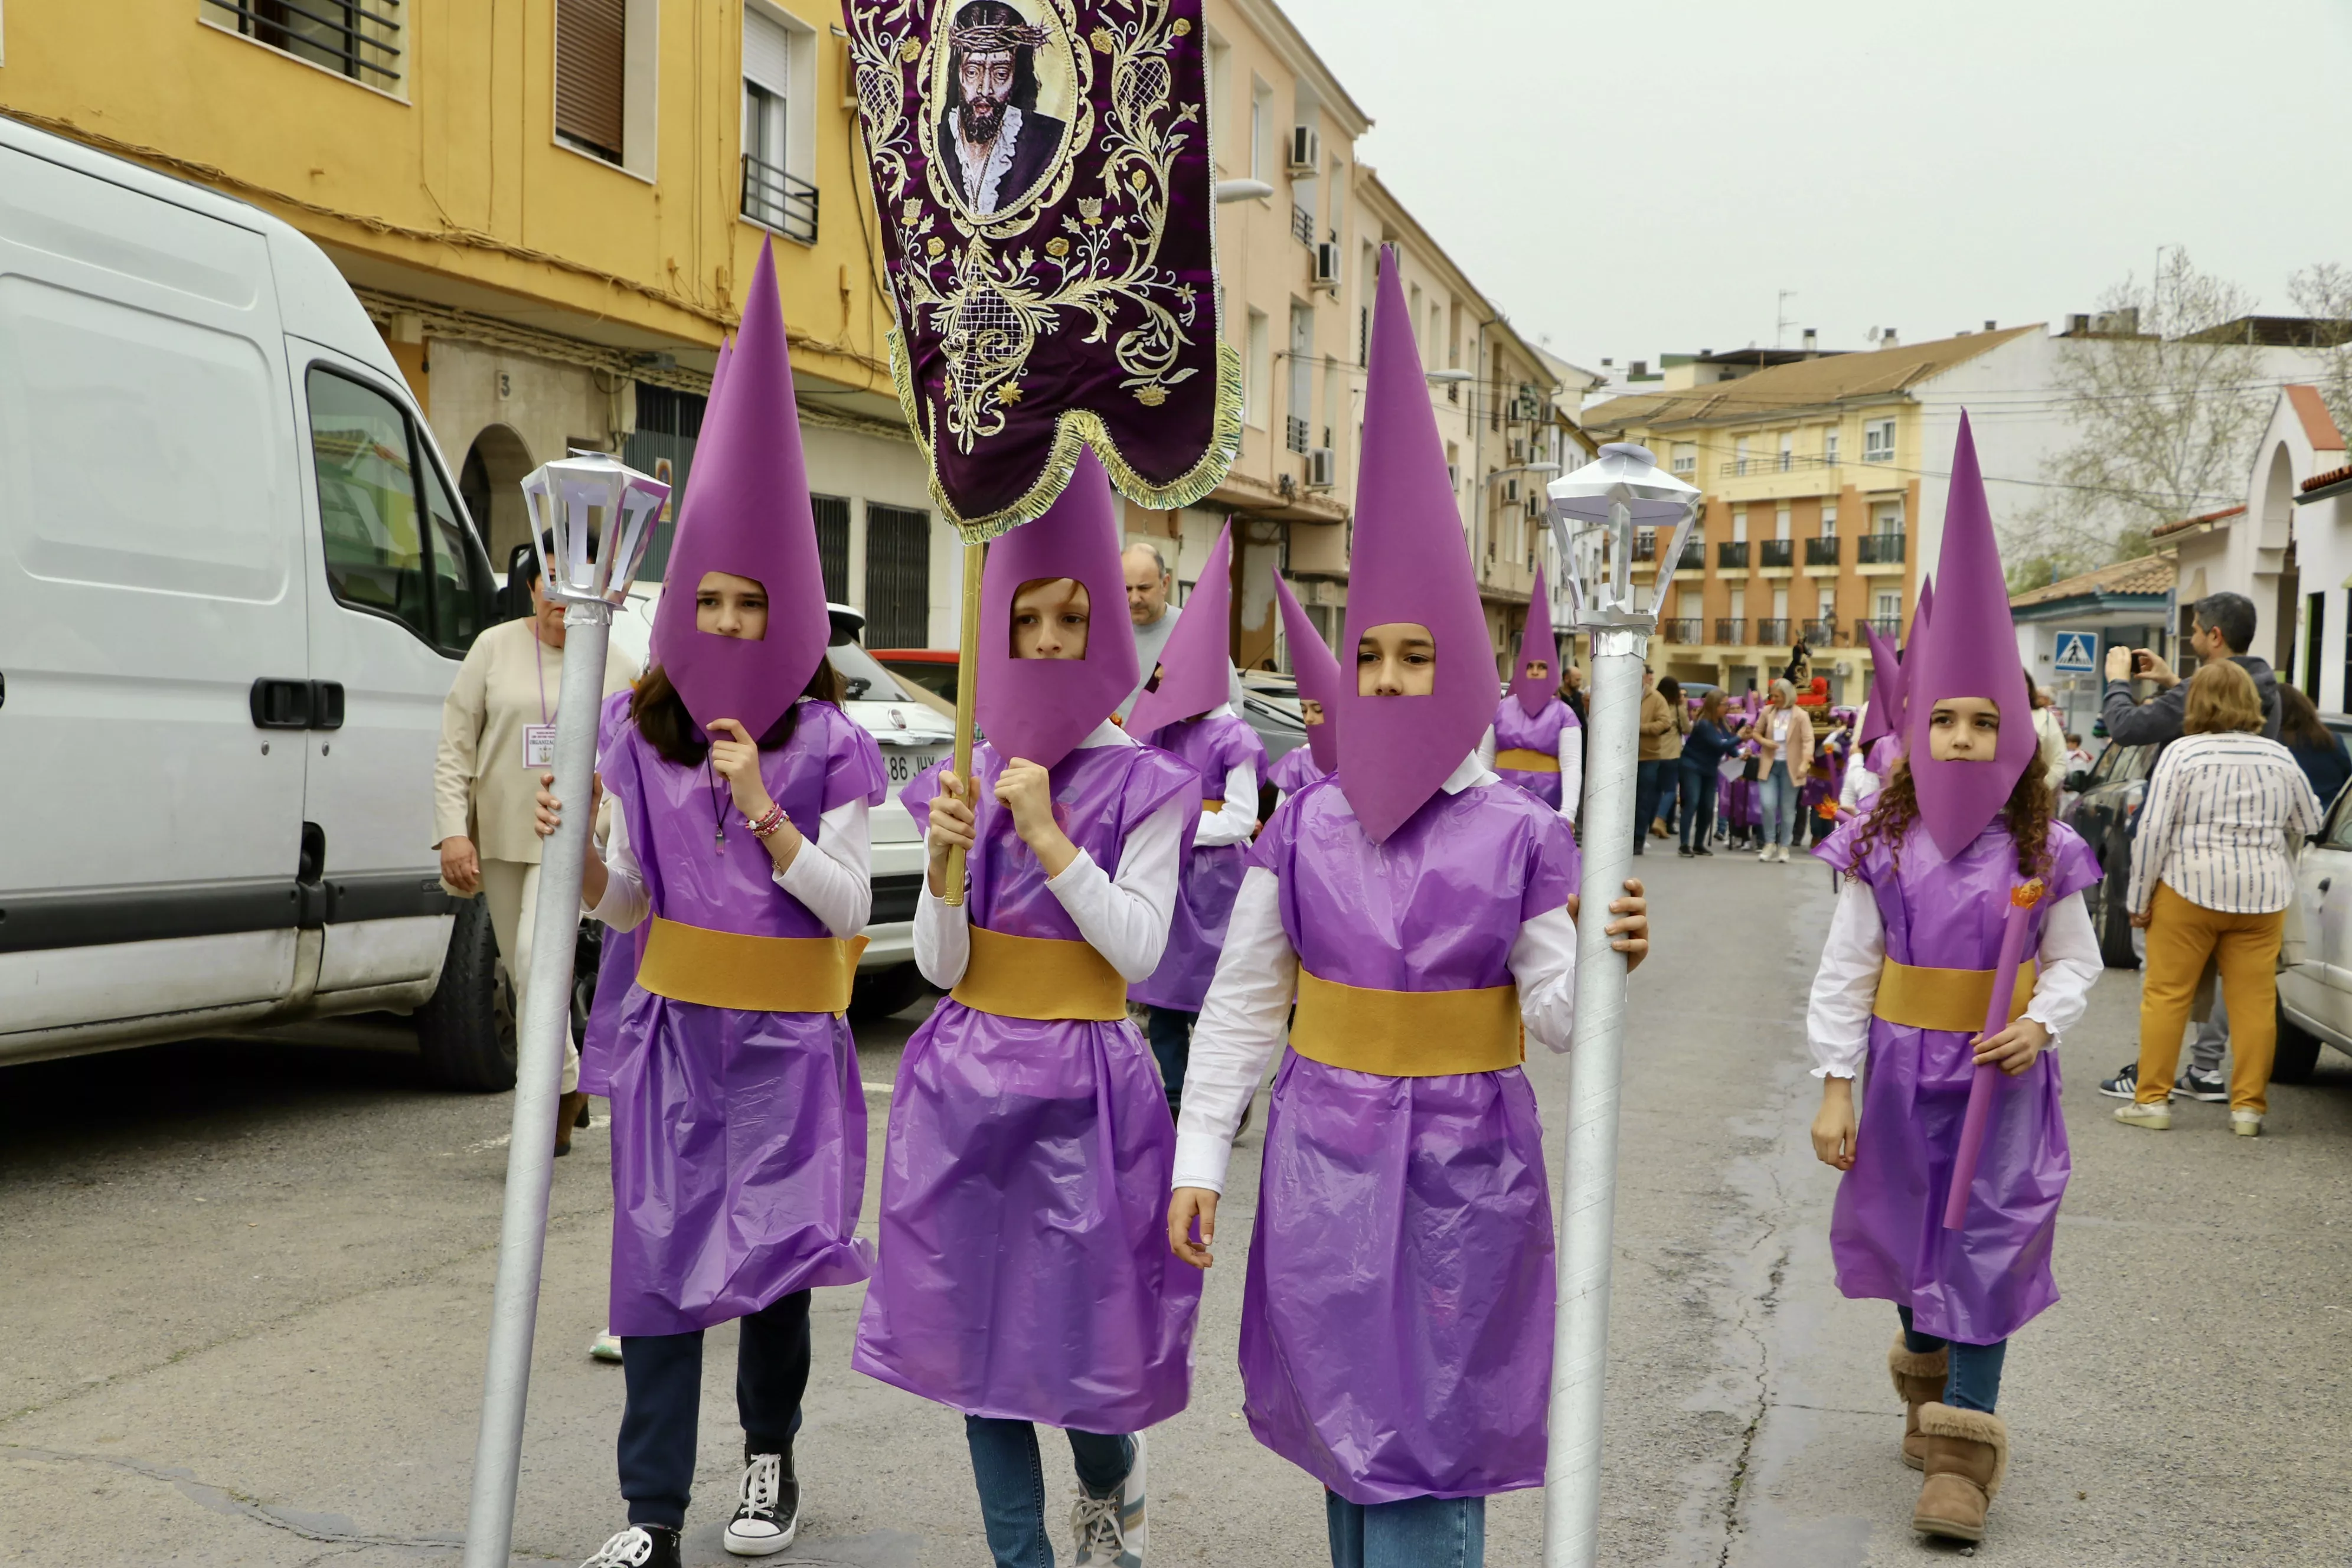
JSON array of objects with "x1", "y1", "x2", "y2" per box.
[
  {"x1": 1312, "y1": 240, "x2": 1341, "y2": 292},
  {"x1": 1288, "y1": 126, "x2": 1320, "y2": 174},
  {"x1": 1306, "y1": 447, "x2": 1336, "y2": 489}
]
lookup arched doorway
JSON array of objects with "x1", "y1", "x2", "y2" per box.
[{"x1": 459, "y1": 423, "x2": 535, "y2": 575}]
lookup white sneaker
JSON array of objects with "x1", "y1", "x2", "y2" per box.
[
  {"x1": 579, "y1": 1527, "x2": 677, "y2": 1568},
  {"x1": 589, "y1": 1330, "x2": 623, "y2": 1363},
  {"x1": 722, "y1": 1451, "x2": 798, "y2": 1556},
  {"x1": 2231, "y1": 1109, "x2": 2263, "y2": 1137},
  {"x1": 1755, "y1": 847, "x2": 1775, "y2": 862},
  {"x1": 2114, "y1": 1101, "x2": 2171, "y2": 1131},
  {"x1": 1070, "y1": 1430, "x2": 1146, "y2": 1567}
]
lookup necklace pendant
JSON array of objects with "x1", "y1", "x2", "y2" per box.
[{"x1": 715, "y1": 826, "x2": 726, "y2": 850}]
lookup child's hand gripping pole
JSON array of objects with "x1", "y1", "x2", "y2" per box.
[{"x1": 1942, "y1": 879, "x2": 2044, "y2": 1231}]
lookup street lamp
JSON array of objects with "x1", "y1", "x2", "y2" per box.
[
  {"x1": 1538, "y1": 442, "x2": 1698, "y2": 1568},
  {"x1": 463, "y1": 450, "x2": 667, "y2": 1568},
  {"x1": 1214, "y1": 178, "x2": 1275, "y2": 202}
]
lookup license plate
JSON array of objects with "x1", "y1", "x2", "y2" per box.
[{"x1": 885, "y1": 745, "x2": 948, "y2": 790}]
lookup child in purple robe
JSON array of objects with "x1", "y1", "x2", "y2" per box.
[
  {"x1": 1125, "y1": 523, "x2": 1268, "y2": 1121},
  {"x1": 1804, "y1": 414, "x2": 2102, "y2": 1546},
  {"x1": 1165, "y1": 250, "x2": 1648, "y2": 1568},
  {"x1": 545, "y1": 239, "x2": 886, "y2": 1568},
  {"x1": 1267, "y1": 570, "x2": 1338, "y2": 806},
  {"x1": 1478, "y1": 563, "x2": 1582, "y2": 825},
  {"x1": 854, "y1": 455, "x2": 1198, "y2": 1568}
]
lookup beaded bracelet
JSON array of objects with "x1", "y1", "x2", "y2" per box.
[{"x1": 747, "y1": 801, "x2": 787, "y2": 839}]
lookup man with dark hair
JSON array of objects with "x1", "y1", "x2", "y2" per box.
[
  {"x1": 2095, "y1": 589, "x2": 2281, "y2": 1106},
  {"x1": 940, "y1": 0, "x2": 1067, "y2": 215}
]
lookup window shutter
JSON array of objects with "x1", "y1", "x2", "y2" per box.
[
  {"x1": 556, "y1": 0, "x2": 626, "y2": 162},
  {"x1": 743, "y1": 8, "x2": 792, "y2": 98},
  {"x1": 812, "y1": 495, "x2": 851, "y2": 605}
]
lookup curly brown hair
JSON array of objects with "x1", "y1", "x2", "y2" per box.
[{"x1": 1847, "y1": 752, "x2": 2056, "y2": 882}]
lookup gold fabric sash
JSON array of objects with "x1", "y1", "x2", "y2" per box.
[
  {"x1": 635, "y1": 917, "x2": 867, "y2": 1014},
  {"x1": 951, "y1": 924, "x2": 1129, "y2": 1021},
  {"x1": 1289, "y1": 967, "x2": 1523, "y2": 1077},
  {"x1": 1872, "y1": 958, "x2": 2039, "y2": 1034},
  {"x1": 1201, "y1": 799, "x2": 1225, "y2": 812},
  {"x1": 1495, "y1": 749, "x2": 1560, "y2": 773}
]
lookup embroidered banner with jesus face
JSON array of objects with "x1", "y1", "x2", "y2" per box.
[{"x1": 847, "y1": 0, "x2": 1240, "y2": 540}]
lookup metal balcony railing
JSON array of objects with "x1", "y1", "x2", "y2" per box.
[
  {"x1": 1714, "y1": 618, "x2": 1746, "y2": 644},
  {"x1": 1670, "y1": 543, "x2": 1705, "y2": 572},
  {"x1": 1721, "y1": 453, "x2": 1840, "y2": 478},
  {"x1": 1631, "y1": 531, "x2": 1657, "y2": 561},
  {"x1": 1756, "y1": 618, "x2": 1792, "y2": 645},
  {"x1": 742, "y1": 153, "x2": 819, "y2": 243},
  {"x1": 207, "y1": 0, "x2": 402, "y2": 84},
  {"x1": 1801, "y1": 618, "x2": 1837, "y2": 645},
  {"x1": 1717, "y1": 541, "x2": 1749, "y2": 570},
  {"x1": 1285, "y1": 415, "x2": 1311, "y2": 455},
  {"x1": 1658, "y1": 618, "x2": 1703, "y2": 643},
  {"x1": 1867, "y1": 615, "x2": 1900, "y2": 636},
  {"x1": 1759, "y1": 539, "x2": 1793, "y2": 568},
  {"x1": 1857, "y1": 533, "x2": 1906, "y2": 564},
  {"x1": 1805, "y1": 535, "x2": 1841, "y2": 567},
  {"x1": 1291, "y1": 204, "x2": 1317, "y2": 246}
]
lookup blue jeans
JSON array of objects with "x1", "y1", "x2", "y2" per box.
[
  {"x1": 1326, "y1": 1492, "x2": 1485, "y2": 1568},
  {"x1": 618, "y1": 1289, "x2": 809, "y2": 1530},
  {"x1": 1633, "y1": 759, "x2": 1669, "y2": 853},
  {"x1": 1146, "y1": 1006, "x2": 1194, "y2": 1117},
  {"x1": 1678, "y1": 760, "x2": 1718, "y2": 850},
  {"x1": 1897, "y1": 1307, "x2": 2007, "y2": 1413},
  {"x1": 1652, "y1": 759, "x2": 1683, "y2": 832},
  {"x1": 965, "y1": 1416, "x2": 1133, "y2": 1568},
  {"x1": 1757, "y1": 761, "x2": 1795, "y2": 846}
]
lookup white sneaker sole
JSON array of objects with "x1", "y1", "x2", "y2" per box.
[{"x1": 723, "y1": 1520, "x2": 797, "y2": 1557}]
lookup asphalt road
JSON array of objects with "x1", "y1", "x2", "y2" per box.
[{"x1": 5, "y1": 850, "x2": 2350, "y2": 1566}]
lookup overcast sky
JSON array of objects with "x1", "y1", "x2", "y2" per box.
[{"x1": 1278, "y1": 0, "x2": 2352, "y2": 371}]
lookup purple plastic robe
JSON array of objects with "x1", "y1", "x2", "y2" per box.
[
  {"x1": 1489, "y1": 694, "x2": 1578, "y2": 811},
  {"x1": 1128, "y1": 711, "x2": 1267, "y2": 1011},
  {"x1": 1237, "y1": 775, "x2": 1579, "y2": 1503},
  {"x1": 1814, "y1": 816, "x2": 2100, "y2": 1344},
  {"x1": 1266, "y1": 743, "x2": 1325, "y2": 798},
  {"x1": 579, "y1": 688, "x2": 641, "y2": 1100},
  {"x1": 853, "y1": 740, "x2": 1205, "y2": 1430},
  {"x1": 597, "y1": 700, "x2": 887, "y2": 1336}
]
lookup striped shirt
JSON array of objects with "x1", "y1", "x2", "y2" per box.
[{"x1": 2128, "y1": 732, "x2": 2322, "y2": 915}]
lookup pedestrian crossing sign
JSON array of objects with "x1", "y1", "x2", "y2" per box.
[{"x1": 2053, "y1": 632, "x2": 2096, "y2": 673}]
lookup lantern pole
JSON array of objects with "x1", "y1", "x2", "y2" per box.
[
  {"x1": 1540, "y1": 446, "x2": 1697, "y2": 1568},
  {"x1": 943, "y1": 538, "x2": 984, "y2": 906},
  {"x1": 462, "y1": 454, "x2": 666, "y2": 1568}
]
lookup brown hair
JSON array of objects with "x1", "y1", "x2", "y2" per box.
[
  {"x1": 2183, "y1": 658, "x2": 2264, "y2": 736},
  {"x1": 2278, "y1": 682, "x2": 2334, "y2": 749},
  {"x1": 1697, "y1": 691, "x2": 1727, "y2": 726},
  {"x1": 1849, "y1": 750, "x2": 2056, "y2": 883},
  {"x1": 629, "y1": 657, "x2": 845, "y2": 768}
]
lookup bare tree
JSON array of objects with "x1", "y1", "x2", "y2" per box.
[
  {"x1": 2289, "y1": 263, "x2": 2352, "y2": 443},
  {"x1": 2004, "y1": 249, "x2": 2271, "y2": 583}
]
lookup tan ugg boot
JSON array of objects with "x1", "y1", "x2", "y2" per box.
[
  {"x1": 1887, "y1": 1336, "x2": 1949, "y2": 1470},
  {"x1": 1912, "y1": 1402, "x2": 2008, "y2": 1543}
]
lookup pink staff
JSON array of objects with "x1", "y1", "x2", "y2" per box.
[{"x1": 1943, "y1": 879, "x2": 2045, "y2": 1230}]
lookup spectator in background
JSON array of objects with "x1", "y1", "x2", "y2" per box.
[
  {"x1": 2115, "y1": 660, "x2": 2321, "y2": 1138},
  {"x1": 1651, "y1": 677, "x2": 1691, "y2": 839},
  {"x1": 1561, "y1": 663, "x2": 1589, "y2": 727},
  {"x1": 2101, "y1": 590, "x2": 2282, "y2": 750},
  {"x1": 1635, "y1": 670, "x2": 1677, "y2": 855},
  {"x1": 2064, "y1": 732, "x2": 2094, "y2": 774},
  {"x1": 435, "y1": 536, "x2": 641, "y2": 1154},
  {"x1": 2031, "y1": 686, "x2": 2069, "y2": 790},
  {"x1": 1119, "y1": 540, "x2": 1243, "y2": 720},
  {"x1": 1741, "y1": 680, "x2": 1814, "y2": 864},
  {"x1": 2278, "y1": 685, "x2": 2351, "y2": 812},
  {"x1": 1680, "y1": 692, "x2": 1740, "y2": 857}
]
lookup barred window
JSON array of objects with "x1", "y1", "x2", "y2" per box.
[
  {"x1": 206, "y1": 0, "x2": 402, "y2": 87},
  {"x1": 865, "y1": 504, "x2": 932, "y2": 648}
]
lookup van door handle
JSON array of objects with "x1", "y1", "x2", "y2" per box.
[
  {"x1": 250, "y1": 677, "x2": 312, "y2": 729},
  {"x1": 308, "y1": 680, "x2": 345, "y2": 730},
  {"x1": 2320, "y1": 878, "x2": 2333, "y2": 894}
]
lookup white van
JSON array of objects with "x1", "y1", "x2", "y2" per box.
[{"x1": 0, "y1": 117, "x2": 945, "y2": 1085}]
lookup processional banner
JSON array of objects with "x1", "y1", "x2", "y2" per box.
[{"x1": 845, "y1": 0, "x2": 1240, "y2": 538}]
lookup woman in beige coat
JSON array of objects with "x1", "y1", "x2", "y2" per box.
[
  {"x1": 434, "y1": 544, "x2": 639, "y2": 1150},
  {"x1": 1740, "y1": 679, "x2": 1814, "y2": 863}
]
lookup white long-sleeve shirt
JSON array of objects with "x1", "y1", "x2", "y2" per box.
[
  {"x1": 584, "y1": 790, "x2": 873, "y2": 939},
  {"x1": 913, "y1": 721, "x2": 1191, "y2": 987},
  {"x1": 1805, "y1": 877, "x2": 2102, "y2": 1079},
  {"x1": 1171, "y1": 752, "x2": 1581, "y2": 1194},
  {"x1": 1476, "y1": 722, "x2": 1583, "y2": 827},
  {"x1": 1188, "y1": 704, "x2": 1260, "y2": 849}
]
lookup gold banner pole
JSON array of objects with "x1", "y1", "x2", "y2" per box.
[{"x1": 943, "y1": 538, "x2": 984, "y2": 906}]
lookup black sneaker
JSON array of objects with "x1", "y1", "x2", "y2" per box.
[
  {"x1": 1695, "y1": 846, "x2": 1714, "y2": 857},
  {"x1": 723, "y1": 1448, "x2": 799, "y2": 1556},
  {"x1": 580, "y1": 1527, "x2": 681, "y2": 1568},
  {"x1": 2175, "y1": 1064, "x2": 2228, "y2": 1103},
  {"x1": 1678, "y1": 847, "x2": 1695, "y2": 858},
  {"x1": 2096, "y1": 1062, "x2": 2154, "y2": 1100}
]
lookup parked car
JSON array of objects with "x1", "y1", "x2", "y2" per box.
[
  {"x1": 869, "y1": 648, "x2": 961, "y2": 715},
  {"x1": 0, "y1": 116, "x2": 501, "y2": 1082},
  {"x1": 2063, "y1": 740, "x2": 2157, "y2": 969},
  {"x1": 2270, "y1": 714, "x2": 2352, "y2": 1084}
]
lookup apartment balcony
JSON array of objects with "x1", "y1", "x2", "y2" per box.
[
  {"x1": 1285, "y1": 415, "x2": 1311, "y2": 455},
  {"x1": 1720, "y1": 453, "x2": 1840, "y2": 478},
  {"x1": 741, "y1": 154, "x2": 819, "y2": 244},
  {"x1": 1801, "y1": 618, "x2": 1837, "y2": 645},
  {"x1": 1805, "y1": 535, "x2": 1841, "y2": 567},
  {"x1": 1717, "y1": 541, "x2": 1749, "y2": 570},
  {"x1": 1756, "y1": 618, "x2": 1792, "y2": 645},
  {"x1": 1658, "y1": 618, "x2": 1703, "y2": 643},
  {"x1": 1759, "y1": 539, "x2": 1794, "y2": 569},
  {"x1": 1866, "y1": 615, "x2": 1900, "y2": 636},
  {"x1": 1714, "y1": 618, "x2": 1745, "y2": 644},
  {"x1": 1857, "y1": 533, "x2": 1906, "y2": 565},
  {"x1": 1714, "y1": 452, "x2": 1845, "y2": 503}
]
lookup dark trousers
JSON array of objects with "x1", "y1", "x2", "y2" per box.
[
  {"x1": 965, "y1": 1416, "x2": 1134, "y2": 1568},
  {"x1": 1147, "y1": 1005, "x2": 1195, "y2": 1117},
  {"x1": 618, "y1": 1289, "x2": 811, "y2": 1530},
  {"x1": 1677, "y1": 760, "x2": 1718, "y2": 850},
  {"x1": 1652, "y1": 760, "x2": 1683, "y2": 832},
  {"x1": 1897, "y1": 1306, "x2": 2007, "y2": 1413},
  {"x1": 1633, "y1": 759, "x2": 1668, "y2": 853}
]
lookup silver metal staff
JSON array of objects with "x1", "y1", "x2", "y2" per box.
[
  {"x1": 462, "y1": 452, "x2": 668, "y2": 1568},
  {"x1": 1540, "y1": 443, "x2": 1699, "y2": 1568}
]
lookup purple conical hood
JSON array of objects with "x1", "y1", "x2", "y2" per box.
[
  {"x1": 649, "y1": 239, "x2": 829, "y2": 739},
  {"x1": 1128, "y1": 522, "x2": 1235, "y2": 734},
  {"x1": 974, "y1": 449, "x2": 1137, "y2": 770},
  {"x1": 1510, "y1": 565, "x2": 1561, "y2": 717},
  {"x1": 1903, "y1": 413, "x2": 2033, "y2": 856},
  {"x1": 1335, "y1": 250, "x2": 1496, "y2": 842},
  {"x1": 1856, "y1": 619, "x2": 1902, "y2": 747},
  {"x1": 1272, "y1": 571, "x2": 1340, "y2": 772}
]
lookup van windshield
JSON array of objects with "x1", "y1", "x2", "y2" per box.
[{"x1": 826, "y1": 639, "x2": 916, "y2": 704}]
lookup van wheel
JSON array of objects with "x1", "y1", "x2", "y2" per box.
[
  {"x1": 849, "y1": 962, "x2": 927, "y2": 1025},
  {"x1": 2273, "y1": 1005, "x2": 2324, "y2": 1085},
  {"x1": 417, "y1": 896, "x2": 518, "y2": 1092}
]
